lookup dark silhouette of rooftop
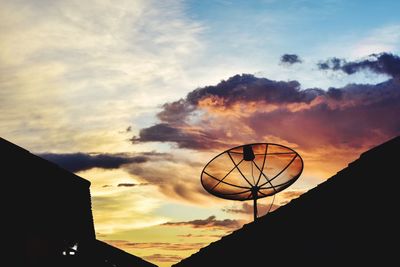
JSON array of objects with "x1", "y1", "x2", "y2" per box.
[
  {"x1": 173, "y1": 136, "x2": 399, "y2": 267},
  {"x1": 2, "y1": 137, "x2": 156, "y2": 267},
  {"x1": 91, "y1": 240, "x2": 157, "y2": 267}
]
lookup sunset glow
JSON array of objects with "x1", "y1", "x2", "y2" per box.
[{"x1": 2, "y1": 1, "x2": 400, "y2": 266}]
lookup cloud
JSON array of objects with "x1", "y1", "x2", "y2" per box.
[
  {"x1": 278, "y1": 190, "x2": 306, "y2": 205},
  {"x1": 75, "y1": 168, "x2": 168, "y2": 234},
  {"x1": 280, "y1": 54, "x2": 302, "y2": 65},
  {"x1": 132, "y1": 72, "x2": 400, "y2": 152},
  {"x1": 105, "y1": 240, "x2": 206, "y2": 251},
  {"x1": 116, "y1": 182, "x2": 149, "y2": 187},
  {"x1": 44, "y1": 149, "x2": 209, "y2": 205},
  {"x1": 132, "y1": 74, "x2": 329, "y2": 150},
  {"x1": 90, "y1": 187, "x2": 166, "y2": 233},
  {"x1": 39, "y1": 152, "x2": 148, "y2": 172},
  {"x1": 131, "y1": 123, "x2": 224, "y2": 149},
  {"x1": 0, "y1": 0, "x2": 204, "y2": 153},
  {"x1": 124, "y1": 155, "x2": 210, "y2": 203},
  {"x1": 351, "y1": 25, "x2": 400, "y2": 58},
  {"x1": 222, "y1": 190, "x2": 306, "y2": 217},
  {"x1": 184, "y1": 74, "x2": 319, "y2": 106},
  {"x1": 318, "y1": 53, "x2": 400, "y2": 78},
  {"x1": 223, "y1": 202, "x2": 279, "y2": 215},
  {"x1": 177, "y1": 233, "x2": 224, "y2": 238},
  {"x1": 280, "y1": 190, "x2": 304, "y2": 200},
  {"x1": 143, "y1": 254, "x2": 183, "y2": 263},
  {"x1": 162, "y1": 216, "x2": 243, "y2": 230},
  {"x1": 38, "y1": 151, "x2": 172, "y2": 173},
  {"x1": 131, "y1": 65, "x2": 400, "y2": 189},
  {"x1": 317, "y1": 57, "x2": 344, "y2": 71},
  {"x1": 117, "y1": 183, "x2": 136, "y2": 187}
]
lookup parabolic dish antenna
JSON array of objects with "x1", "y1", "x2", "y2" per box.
[{"x1": 201, "y1": 143, "x2": 303, "y2": 220}]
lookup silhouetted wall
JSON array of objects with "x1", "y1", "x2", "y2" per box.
[{"x1": 2, "y1": 138, "x2": 95, "y2": 266}]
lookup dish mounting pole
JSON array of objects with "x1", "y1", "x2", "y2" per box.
[{"x1": 251, "y1": 186, "x2": 258, "y2": 221}]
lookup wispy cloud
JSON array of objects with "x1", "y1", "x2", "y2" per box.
[
  {"x1": 0, "y1": 0, "x2": 204, "y2": 152},
  {"x1": 91, "y1": 192, "x2": 166, "y2": 233},
  {"x1": 162, "y1": 215, "x2": 243, "y2": 231},
  {"x1": 143, "y1": 254, "x2": 183, "y2": 263},
  {"x1": 351, "y1": 25, "x2": 400, "y2": 57},
  {"x1": 117, "y1": 183, "x2": 138, "y2": 187},
  {"x1": 105, "y1": 240, "x2": 206, "y2": 251},
  {"x1": 280, "y1": 190, "x2": 305, "y2": 200},
  {"x1": 223, "y1": 202, "x2": 279, "y2": 215},
  {"x1": 177, "y1": 233, "x2": 224, "y2": 238},
  {"x1": 124, "y1": 154, "x2": 211, "y2": 204},
  {"x1": 222, "y1": 189, "x2": 305, "y2": 218},
  {"x1": 76, "y1": 168, "x2": 168, "y2": 234}
]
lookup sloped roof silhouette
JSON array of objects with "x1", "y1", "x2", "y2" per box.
[
  {"x1": 173, "y1": 136, "x2": 399, "y2": 267},
  {"x1": 1, "y1": 137, "x2": 156, "y2": 267},
  {"x1": 92, "y1": 240, "x2": 157, "y2": 267}
]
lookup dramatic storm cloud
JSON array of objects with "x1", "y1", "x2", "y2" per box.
[
  {"x1": 280, "y1": 54, "x2": 302, "y2": 65},
  {"x1": 317, "y1": 53, "x2": 400, "y2": 78},
  {"x1": 132, "y1": 74, "x2": 326, "y2": 149},
  {"x1": 132, "y1": 55, "x2": 400, "y2": 188},
  {"x1": 132, "y1": 73, "x2": 400, "y2": 151}
]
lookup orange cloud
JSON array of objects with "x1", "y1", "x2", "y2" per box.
[
  {"x1": 177, "y1": 233, "x2": 224, "y2": 238},
  {"x1": 124, "y1": 156, "x2": 211, "y2": 204},
  {"x1": 144, "y1": 254, "x2": 183, "y2": 263},
  {"x1": 132, "y1": 72, "x2": 400, "y2": 192},
  {"x1": 105, "y1": 240, "x2": 206, "y2": 251},
  {"x1": 133, "y1": 74, "x2": 399, "y2": 152},
  {"x1": 280, "y1": 190, "x2": 305, "y2": 200},
  {"x1": 162, "y1": 215, "x2": 244, "y2": 231},
  {"x1": 223, "y1": 202, "x2": 279, "y2": 215}
]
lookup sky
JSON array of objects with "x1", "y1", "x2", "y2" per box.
[{"x1": 1, "y1": 0, "x2": 400, "y2": 266}]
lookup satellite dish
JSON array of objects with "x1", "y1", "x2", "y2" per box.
[{"x1": 201, "y1": 143, "x2": 303, "y2": 220}]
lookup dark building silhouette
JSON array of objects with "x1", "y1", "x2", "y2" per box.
[
  {"x1": 1, "y1": 137, "x2": 156, "y2": 267},
  {"x1": 173, "y1": 136, "x2": 399, "y2": 267}
]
